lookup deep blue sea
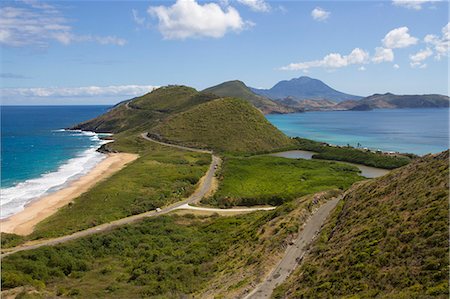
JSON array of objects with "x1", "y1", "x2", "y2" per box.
[
  {"x1": 267, "y1": 108, "x2": 449, "y2": 155},
  {"x1": 1, "y1": 105, "x2": 110, "y2": 218}
]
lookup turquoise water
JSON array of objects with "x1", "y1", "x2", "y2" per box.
[
  {"x1": 1, "y1": 105, "x2": 110, "y2": 218},
  {"x1": 266, "y1": 108, "x2": 449, "y2": 155}
]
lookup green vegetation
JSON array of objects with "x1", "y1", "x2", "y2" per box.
[
  {"x1": 72, "y1": 86, "x2": 218, "y2": 133},
  {"x1": 1, "y1": 193, "x2": 335, "y2": 298},
  {"x1": 203, "y1": 155, "x2": 362, "y2": 207},
  {"x1": 273, "y1": 151, "x2": 449, "y2": 298},
  {"x1": 152, "y1": 98, "x2": 296, "y2": 153},
  {"x1": 295, "y1": 137, "x2": 413, "y2": 169},
  {"x1": 29, "y1": 136, "x2": 210, "y2": 239},
  {"x1": 203, "y1": 80, "x2": 296, "y2": 114}
]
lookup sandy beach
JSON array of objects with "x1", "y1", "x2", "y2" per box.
[{"x1": 1, "y1": 153, "x2": 138, "y2": 236}]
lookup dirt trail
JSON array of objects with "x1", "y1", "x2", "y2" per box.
[
  {"x1": 1, "y1": 135, "x2": 276, "y2": 258},
  {"x1": 244, "y1": 198, "x2": 340, "y2": 299}
]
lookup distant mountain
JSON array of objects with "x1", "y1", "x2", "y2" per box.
[
  {"x1": 251, "y1": 76, "x2": 362, "y2": 102},
  {"x1": 203, "y1": 80, "x2": 301, "y2": 114},
  {"x1": 336, "y1": 93, "x2": 450, "y2": 111}
]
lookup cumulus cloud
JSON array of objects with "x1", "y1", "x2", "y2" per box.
[
  {"x1": 237, "y1": 0, "x2": 270, "y2": 12},
  {"x1": 409, "y1": 48, "x2": 433, "y2": 67},
  {"x1": 393, "y1": 64, "x2": 400, "y2": 69},
  {"x1": 280, "y1": 48, "x2": 369, "y2": 71},
  {"x1": 358, "y1": 66, "x2": 366, "y2": 71},
  {"x1": 0, "y1": 1, "x2": 126, "y2": 47},
  {"x1": 1, "y1": 85, "x2": 158, "y2": 98},
  {"x1": 392, "y1": 0, "x2": 435, "y2": 10},
  {"x1": 148, "y1": 0, "x2": 248, "y2": 40},
  {"x1": 311, "y1": 7, "x2": 330, "y2": 21},
  {"x1": 424, "y1": 22, "x2": 450, "y2": 60},
  {"x1": 372, "y1": 47, "x2": 394, "y2": 63},
  {"x1": 382, "y1": 27, "x2": 418, "y2": 49}
]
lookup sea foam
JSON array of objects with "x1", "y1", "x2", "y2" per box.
[{"x1": 0, "y1": 130, "x2": 112, "y2": 219}]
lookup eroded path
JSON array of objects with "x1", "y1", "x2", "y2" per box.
[{"x1": 244, "y1": 198, "x2": 340, "y2": 299}]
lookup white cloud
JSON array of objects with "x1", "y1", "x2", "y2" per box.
[
  {"x1": 392, "y1": 0, "x2": 435, "y2": 10},
  {"x1": 0, "y1": 85, "x2": 158, "y2": 98},
  {"x1": 311, "y1": 7, "x2": 330, "y2": 21},
  {"x1": 0, "y1": 2, "x2": 126, "y2": 47},
  {"x1": 409, "y1": 48, "x2": 433, "y2": 68},
  {"x1": 372, "y1": 47, "x2": 394, "y2": 63},
  {"x1": 280, "y1": 48, "x2": 369, "y2": 71},
  {"x1": 358, "y1": 66, "x2": 366, "y2": 71},
  {"x1": 410, "y1": 48, "x2": 433, "y2": 62},
  {"x1": 132, "y1": 9, "x2": 146, "y2": 26},
  {"x1": 393, "y1": 64, "x2": 400, "y2": 69},
  {"x1": 382, "y1": 27, "x2": 418, "y2": 49},
  {"x1": 148, "y1": 0, "x2": 247, "y2": 40},
  {"x1": 237, "y1": 0, "x2": 270, "y2": 12},
  {"x1": 424, "y1": 22, "x2": 450, "y2": 60}
]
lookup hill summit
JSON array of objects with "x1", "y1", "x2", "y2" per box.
[
  {"x1": 72, "y1": 85, "x2": 295, "y2": 153},
  {"x1": 203, "y1": 80, "x2": 299, "y2": 114},
  {"x1": 251, "y1": 76, "x2": 362, "y2": 102}
]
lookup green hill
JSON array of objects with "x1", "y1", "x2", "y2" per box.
[
  {"x1": 151, "y1": 98, "x2": 295, "y2": 153},
  {"x1": 274, "y1": 150, "x2": 449, "y2": 298},
  {"x1": 203, "y1": 80, "x2": 299, "y2": 114},
  {"x1": 72, "y1": 86, "x2": 218, "y2": 133}
]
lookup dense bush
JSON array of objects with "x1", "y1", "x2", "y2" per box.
[{"x1": 294, "y1": 137, "x2": 413, "y2": 169}]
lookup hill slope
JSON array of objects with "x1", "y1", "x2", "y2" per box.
[
  {"x1": 336, "y1": 93, "x2": 450, "y2": 110},
  {"x1": 252, "y1": 76, "x2": 361, "y2": 102},
  {"x1": 71, "y1": 86, "x2": 218, "y2": 133},
  {"x1": 274, "y1": 150, "x2": 449, "y2": 298},
  {"x1": 151, "y1": 98, "x2": 295, "y2": 153},
  {"x1": 203, "y1": 80, "x2": 299, "y2": 114}
]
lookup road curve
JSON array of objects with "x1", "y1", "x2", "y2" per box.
[
  {"x1": 141, "y1": 132, "x2": 212, "y2": 154},
  {"x1": 244, "y1": 198, "x2": 340, "y2": 299},
  {"x1": 1, "y1": 134, "x2": 275, "y2": 258}
]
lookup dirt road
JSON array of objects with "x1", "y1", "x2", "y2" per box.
[{"x1": 244, "y1": 198, "x2": 340, "y2": 299}]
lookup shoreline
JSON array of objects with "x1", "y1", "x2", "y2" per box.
[{"x1": 0, "y1": 152, "x2": 138, "y2": 236}]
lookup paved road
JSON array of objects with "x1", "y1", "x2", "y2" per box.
[
  {"x1": 1, "y1": 135, "x2": 274, "y2": 258},
  {"x1": 244, "y1": 198, "x2": 340, "y2": 299}
]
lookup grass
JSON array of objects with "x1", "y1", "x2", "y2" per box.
[
  {"x1": 203, "y1": 155, "x2": 362, "y2": 207},
  {"x1": 273, "y1": 151, "x2": 449, "y2": 298},
  {"x1": 152, "y1": 98, "x2": 296, "y2": 154},
  {"x1": 27, "y1": 136, "x2": 210, "y2": 239},
  {"x1": 1, "y1": 192, "x2": 336, "y2": 298},
  {"x1": 295, "y1": 137, "x2": 413, "y2": 169},
  {"x1": 202, "y1": 80, "x2": 294, "y2": 114},
  {"x1": 72, "y1": 86, "x2": 218, "y2": 134}
]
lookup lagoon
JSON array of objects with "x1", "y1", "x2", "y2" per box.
[{"x1": 266, "y1": 108, "x2": 449, "y2": 155}]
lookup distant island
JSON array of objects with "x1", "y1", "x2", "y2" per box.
[{"x1": 203, "y1": 76, "x2": 449, "y2": 113}]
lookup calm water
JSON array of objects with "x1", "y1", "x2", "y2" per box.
[
  {"x1": 267, "y1": 108, "x2": 449, "y2": 155},
  {"x1": 1, "y1": 105, "x2": 110, "y2": 218}
]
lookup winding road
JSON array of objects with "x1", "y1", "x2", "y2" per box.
[{"x1": 1, "y1": 134, "x2": 273, "y2": 258}]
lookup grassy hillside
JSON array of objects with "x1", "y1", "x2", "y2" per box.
[
  {"x1": 203, "y1": 80, "x2": 298, "y2": 114},
  {"x1": 203, "y1": 155, "x2": 362, "y2": 207},
  {"x1": 273, "y1": 151, "x2": 449, "y2": 298},
  {"x1": 336, "y1": 93, "x2": 450, "y2": 111},
  {"x1": 26, "y1": 136, "x2": 210, "y2": 240},
  {"x1": 152, "y1": 98, "x2": 296, "y2": 153},
  {"x1": 1, "y1": 192, "x2": 338, "y2": 298},
  {"x1": 72, "y1": 86, "x2": 218, "y2": 133}
]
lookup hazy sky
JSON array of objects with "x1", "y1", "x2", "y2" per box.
[{"x1": 1, "y1": 0, "x2": 449, "y2": 105}]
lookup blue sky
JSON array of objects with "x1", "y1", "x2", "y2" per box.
[{"x1": 0, "y1": 0, "x2": 448, "y2": 105}]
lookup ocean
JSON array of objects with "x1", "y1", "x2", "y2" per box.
[
  {"x1": 266, "y1": 108, "x2": 449, "y2": 155},
  {"x1": 1, "y1": 105, "x2": 110, "y2": 219}
]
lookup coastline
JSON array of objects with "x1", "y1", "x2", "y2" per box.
[{"x1": 0, "y1": 152, "x2": 138, "y2": 236}]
